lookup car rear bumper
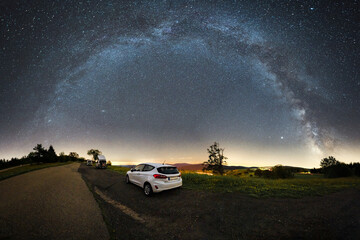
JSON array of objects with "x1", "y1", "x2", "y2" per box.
[{"x1": 152, "y1": 178, "x2": 182, "y2": 192}]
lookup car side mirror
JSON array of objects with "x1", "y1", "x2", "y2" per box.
[{"x1": 130, "y1": 168, "x2": 135, "y2": 172}]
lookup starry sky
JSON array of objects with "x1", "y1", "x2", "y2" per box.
[{"x1": 1, "y1": 0, "x2": 359, "y2": 168}]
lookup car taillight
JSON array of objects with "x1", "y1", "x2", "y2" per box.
[
  {"x1": 178, "y1": 173, "x2": 181, "y2": 178},
  {"x1": 153, "y1": 174, "x2": 167, "y2": 179}
]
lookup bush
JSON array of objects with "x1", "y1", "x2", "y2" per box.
[
  {"x1": 272, "y1": 165, "x2": 294, "y2": 179},
  {"x1": 254, "y1": 168, "x2": 262, "y2": 177},
  {"x1": 325, "y1": 163, "x2": 352, "y2": 178},
  {"x1": 349, "y1": 163, "x2": 360, "y2": 177},
  {"x1": 255, "y1": 165, "x2": 294, "y2": 179}
]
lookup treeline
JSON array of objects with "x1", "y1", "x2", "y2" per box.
[
  {"x1": 0, "y1": 144, "x2": 84, "y2": 170},
  {"x1": 254, "y1": 157, "x2": 360, "y2": 179},
  {"x1": 311, "y1": 156, "x2": 360, "y2": 178}
]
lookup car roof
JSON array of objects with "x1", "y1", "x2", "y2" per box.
[{"x1": 140, "y1": 162, "x2": 176, "y2": 168}]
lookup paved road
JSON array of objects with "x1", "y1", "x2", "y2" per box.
[
  {"x1": 0, "y1": 163, "x2": 109, "y2": 240},
  {"x1": 79, "y1": 164, "x2": 360, "y2": 240}
]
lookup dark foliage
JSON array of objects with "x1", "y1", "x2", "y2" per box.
[
  {"x1": 324, "y1": 163, "x2": 352, "y2": 178},
  {"x1": 69, "y1": 152, "x2": 79, "y2": 158},
  {"x1": 87, "y1": 149, "x2": 102, "y2": 160},
  {"x1": 0, "y1": 144, "x2": 82, "y2": 170},
  {"x1": 255, "y1": 165, "x2": 294, "y2": 179},
  {"x1": 45, "y1": 145, "x2": 57, "y2": 163},
  {"x1": 320, "y1": 156, "x2": 360, "y2": 178},
  {"x1": 0, "y1": 157, "x2": 32, "y2": 170},
  {"x1": 310, "y1": 168, "x2": 322, "y2": 174},
  {"x1": 203, "y1": 142, "x2": 227, "y2": 175},
  {"x1": 254, "y1": 168, "x2": 263, "y2": 177},
  {"x1": 320, "y1": 156, "x2": 340, "y2": 168},
  {"x1": 349, "y1": 162, "x2": 360, "y2": 177}
]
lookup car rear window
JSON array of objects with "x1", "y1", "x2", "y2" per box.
[
  {"x1": 157, "y1": 167, "x2": 179, "y2": 174},
  {"x1": 143, "y1": 165, "x2": 155, "y2": 171}
]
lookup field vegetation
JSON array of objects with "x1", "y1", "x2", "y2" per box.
[
  {"x1": 108, "y1": 165, "x2": 360, "y2": 198},
  {"x1": 182, "y1": 172, "x2": 360, "y2": 198},
  {"x1": 107, "y1": 165, "x2": 131, "y2": 175}
]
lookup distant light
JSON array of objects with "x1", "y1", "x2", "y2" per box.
[{"x1": 310, "y1": 7, "x2": 315, "y2": 11}]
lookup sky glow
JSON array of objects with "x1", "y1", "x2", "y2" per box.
[{"x1": 1, "y1": 0, "x2": 359, "y2": 168}]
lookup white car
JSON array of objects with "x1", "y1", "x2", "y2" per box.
[{"x1": 126, "y1": 163, "x2": 182, "y2": 196}]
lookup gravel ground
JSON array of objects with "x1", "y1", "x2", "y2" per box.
[
  {"x1": 0, "y1": 163, "x2": 109, "y2": 240},
  {"x1": 79, "y1": 163, "x2": 360, "y2": 240}
]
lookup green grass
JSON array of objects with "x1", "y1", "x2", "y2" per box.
[
  {"x1": 182, "y1": 172, "x2": 360, "y2": 198},
  {"x1": 107, "y1": 165, "x2": 130, "y2": 175},
  {"x1": 0, "y1": 162, "x2": 73, "y2": 181},
  {"x1": 108, "y1": 166, "x2": 360, "y2": 198}
]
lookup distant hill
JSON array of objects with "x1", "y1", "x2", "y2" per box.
[
  {"x1": 116, "y1": 163, "x2": 309, "y2": 172},
  {"x1": 173, "y1": 163, "x2": 253, "y2": 171},
  {"x1": 224, "y1": 165, "x2": 257, "y2": 170},
  {"x1": 172, "y1": 163, "x2": 204, "y2": 171}
]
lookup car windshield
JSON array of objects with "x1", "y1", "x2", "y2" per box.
[{"x1": 157, "y1": 167, "x2": 179, "y2": 174}]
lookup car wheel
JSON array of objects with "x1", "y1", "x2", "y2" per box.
[
  {"x1": 126, "y1": 175, "x2": 130, "y2": 184},
  {"x1": 144, "y1": 183, "x2": 152, "y2": 196}
]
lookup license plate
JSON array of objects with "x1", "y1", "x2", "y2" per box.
[{"x1": 168, "y1": 177, "x2": 177, "y2": 181}]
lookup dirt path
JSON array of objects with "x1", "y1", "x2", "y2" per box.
[
  {"x1": 79, "y1": 163, "x2": 360, "y2": 240},
  {"x1": 0, "y1": 163, "x2": 109, "y2": 240}
]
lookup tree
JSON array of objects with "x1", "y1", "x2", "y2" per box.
[
  {"x1": 46, "y1": 145, "x2": 57, "y2": 162},
  {"x1": 320, "y1": 156, "x2": 340, "y2": 168},
  {"x1": 87, "y1": 149, "x2": 102, "y2": 161},
  {"x1": 69, "y1": 152, "x2": 79, "y2": 158},
  {"x1": 48, "y1": 145, "x2": 56, "y2": 156},
  {"x1": 349, "y1": 162, "x2": 360, "y2": 177},
  {"x1": 325, "y1": 163, "x2": 352, "y2": 178},
  {"x1": 33, "y1": 144, "x2": 45, "y2": 159},
  {"x1": 203, "y1": 142, "x2": 227, "y2": 175},
  {"x1": 320, "y1": 156, "x2": 352, "y2": 178},
  {"x1": 32, "y1": 144, "x2": 47, "y2": 163}
]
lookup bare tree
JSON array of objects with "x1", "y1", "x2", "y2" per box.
[{"x1": 203, "y1": 142, "x2": 227, "y2": 175}]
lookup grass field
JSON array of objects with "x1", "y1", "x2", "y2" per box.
[
  {"x1": 107, "y1": 165, "x2": 131, "y2": 175},
  {"x1": 108, "y1": 166, "x2": 360, "y2": 198},
  {"x1": 0, "y1": 162, "x2": 73, "y2": 181},
  {"x1": 183, "y1": 173, "x2": 360, "y2": 198}
]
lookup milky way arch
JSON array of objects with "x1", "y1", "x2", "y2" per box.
[{"x1": 27, "y1": 10, "x2": 333, "y2": 154}]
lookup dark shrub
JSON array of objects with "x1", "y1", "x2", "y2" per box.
[
  {"x1": 325, "y1": 163, "x2": 352, "y2": 178},
  {"x1": 256, "y1": 165, "x2": 294, "y2": 179},
  {"x1": 254, "y1": 168, "x2": 262, "y2": 177},
  {"x1": 262, "y1": 170, "x2": 273, "y2": 179},
  {"x1": 349, "y1": 162, "x2": 360, "y2": 177},
  {"x1": 272, "y1": 165, "x2": 294, "y2": 179}
]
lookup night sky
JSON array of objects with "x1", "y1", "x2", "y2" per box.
[{"x1": 1, "y1": 0, "x2": 359, "y2": 167}]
